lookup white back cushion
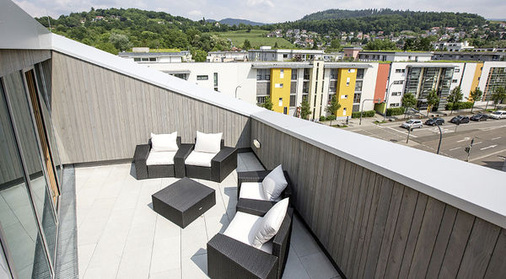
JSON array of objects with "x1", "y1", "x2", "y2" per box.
[
  {"x1": 262, "y1": 165, "x2": 288, "y2": 201},
  {"x1": 252, "y1": 198, "x2": 289, "y2": 248},
  {"x1": 194, "y1": 131, "x2": 222, "y2": 154},
  {"x1": 151, "y1": 132, "x2": 178, "y2": 152}
]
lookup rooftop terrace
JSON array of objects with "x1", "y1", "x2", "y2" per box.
[{"x1": 75, "y1": 153, "x2": 340, "y2": 279}]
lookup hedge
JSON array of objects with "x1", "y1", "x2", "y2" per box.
[
  {"x1": 446, "y1": 102, "x2": 474, "y2": 110},
  {"x1": 326, "y1": 115, "x2": 336, "y2": 121},
  {"x1": 386, "y1": 107, "x2": 405, "y2": 116},
  {"x1": 351, "y1": 110, "x2": 376, "y2": 118}
]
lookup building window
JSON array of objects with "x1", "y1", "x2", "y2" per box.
[
  {"x1": 393, "y1": 80, "x2": 404, "y2": 85},
  {"x1": 452, "y1": 79, "x2": 458, "y2": 83},
  {"x1": 291, "y1": 70, "x2": 297, "y2": 80},
  {"x1": 455, "y1": 68, "x2": 460, "y2": 73},
  {"x1": 290, "y1": 95, "x2": 296, "y2": 107},
  {"x1": 304, "y1": 68, "x2": 310, "y2": 80},
  {"x1": 392, "y1": 92, "x2": 402, "y2": 96},
  {"x1": 283, "y1": 107, "x2": 288, "y2": 114},
  {"x1": 341, "y1": 95, "x2": 348, "y2": 99},
  {"x1": 257, "y1": 69, "x2": 271, "y2": 80},
  {"x1": 134, "y1": 58, "x2": 141, "y2": 62},
  {"x1": 330, "y1": 69, "x2": 338, "y2": 79},
  {"x1": 172, "y1": 73, "x2": 188, "y2": 80},
  {"x1": 356, "y1": 69, "x2": 364, "y2": 79},
  {"x1": 214, "y1": 73, "x2": 218, "y2": 87},
  {"x1": 279, "y1": 98, "x2": 283, "y2": 106},
  {"x1": 343, "y1": 107, "x2": 347, "y2": 115},
  {"x1": 348, "y1": 69, "x2": 355, "y2": 73},
  {"x1": 275, "y1": 83, "x2": 283, "y2": 88},
  {"x1": 395, "y1": 69, "x2": 406, "y2": 73},
  {"x1": 280, "y1": 69, "x2": 284, "y2": 79},
  {"x1": 197, "y1": 75, "x2": 208, "y2": 80},
  {"x1": 149, "y1": 57, "x2": 157, "y2": 62},
  {"x1": 390, "y1": 103, "x2": 400, "y2": 107},
  {"x1": 346, "y1": 77, "x2": 351, "y2": 86},
  {"x1": 355, "y1": 80, "x2": 363, "y2": 92}
]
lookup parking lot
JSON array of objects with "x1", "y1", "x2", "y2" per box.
[{"x1": 346, "y1": 113, "x2": 506, "y2": 171}]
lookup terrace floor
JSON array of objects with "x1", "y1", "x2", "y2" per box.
[{"x1": 75, "y1": 152, "x2": 341, "y2": 279}]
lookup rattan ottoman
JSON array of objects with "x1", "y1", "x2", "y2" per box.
[{"x1": 152, "y1": 177, "x2": 216, "y2": 228}]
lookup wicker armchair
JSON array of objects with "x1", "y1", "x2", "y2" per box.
[
  {"x1": 207, "y1": 207, "x2": 293, "y2": 279},
  {"x1": 133, "y1": 136, "x2": 192, "y2": 179},
  {"x1": 185, "y1": 139, "x2": 237, "y2": 183},
  {"x1": 236, "y1": 170, "x2": 292, "y2": 215}
]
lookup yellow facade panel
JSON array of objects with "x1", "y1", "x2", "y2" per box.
[
  {"x1": 270, "y1": 68, "x2": 292, "y2": 115},
  {"x1": 335, "y1": 68, "x2": 356, "y2": 117},
  {"x1": 471, "y1": 62, "x2": 483, "y2": 93}
]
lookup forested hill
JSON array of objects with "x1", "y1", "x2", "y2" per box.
[{"x1": 279, "y1": 9, "x2": 487, "y2": 34}]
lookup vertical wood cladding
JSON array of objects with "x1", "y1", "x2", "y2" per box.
[
  {"x1": 51, "y1": 52, "x2": 250, "y2": 163},
  {"x1": 251, "y1": 119, "x2": 505, "y2": 279}
]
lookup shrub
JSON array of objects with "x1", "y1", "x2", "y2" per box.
[
  {"x1": 386, "y1": 107, "x2": 405, "y2": 116},
  {"x1": 446, "y1": 101, "x2": 473, "y2": 110},
  {"x1": 319, "y1": 116, "x2": 326, "y2": 121},
  {"x1": 326, "y1": 115, "x2": 336, "y2": 121},
  {"x1": 351, "y1": 110, "x2": 376, "y2": 118}
]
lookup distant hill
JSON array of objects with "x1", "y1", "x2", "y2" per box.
[
  {"x1": 275, "y1": 9, "x2": 486, "y2": 34},
  {"x1": 219, "y1": 18, "x2": 264, "y2": 26}
]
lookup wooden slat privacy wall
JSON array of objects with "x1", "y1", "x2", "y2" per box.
[
  {"x1": 51, "y1": 52, "x2": 251, "y2": 164},
  {"x1": 251, "y1": 119, "x2": 506, "y2": 279}
]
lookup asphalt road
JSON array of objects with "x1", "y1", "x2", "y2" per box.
[{"x1": 346, "y1": 116, "x2": 506, "y2": 172}]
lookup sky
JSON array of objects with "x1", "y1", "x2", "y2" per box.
[{"x1": 13, "y1": 0, "x2": 506, "y2": 23}]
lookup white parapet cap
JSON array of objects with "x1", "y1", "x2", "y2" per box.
[
  {"x1": 252, "y1": 109, "x2": 506, "y2": 229},
  {"x1": 51, "y1": 34, "x2": 264, "y2": 117}
]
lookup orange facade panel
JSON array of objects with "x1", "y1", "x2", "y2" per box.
[{"x1": 374, "y1": 63, "x2": 390, "y2": 102}]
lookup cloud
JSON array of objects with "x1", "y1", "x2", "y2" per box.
[
  {"x1": 188, "y1": 10, "x2": 203, "y2": 17},
  {"x1": 247, "y1": 0, "x2": 274, "y2": 8}
]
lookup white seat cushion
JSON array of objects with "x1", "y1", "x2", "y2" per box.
[
  {"x1": 239, "y1": 182, "x2": 267, "y2": 201},
  {"x1": 252, "y1": 198, "x2": 289, "y2": 248},
  {"x1": 185, "y1": 151, "x2": 217, "y2": 167},
  {"x1": 195, "y1": 131, "x2": 222, "y2": 154},
  {"x1": 146, "y1": 151, "x2": 176, "y2": 165},
  {"x1": 262, "y1": 165, "x2": 288, "y2": 201},
  {"x1": 224, "y1": 212, "x2": 273, "y2": 254},
  {"x1": 151, "y1": 132, "x2": 178, "y2": 152}
]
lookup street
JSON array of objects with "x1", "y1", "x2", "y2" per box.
[{"x1": 345, "y1": 115, "x2": 506, "y2": 171}]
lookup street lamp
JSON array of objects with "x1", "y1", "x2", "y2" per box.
[
  {"x1": 360, "y1": 98, "x2": 381, "y2": 125},
  {"x1": 235, "y1": 85, "x2": 242, "y2": 99},
  {"x1": 436, "y1": 123, "x2": 443, "y2": 154}
]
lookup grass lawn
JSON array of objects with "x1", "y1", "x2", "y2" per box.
[{"x1": 211, "y1": 30, "x2": 295, "y2": 49}]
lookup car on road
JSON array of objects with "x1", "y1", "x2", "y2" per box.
[
  {"x1": 401, "y1": 119, "x2": 423, "y2": 129},
  {"x1": 470, "y1": 113, "x2": 488, "y2": 121},
  {"x1": 450, "y1": 115, "x2": 470, "y2": 124},
  {"x1": 489, "y1": 110, "x2": 506, "y2": 120},
  {"x1": 425, "y1": 117, "x2": 445, "y2": 126}
]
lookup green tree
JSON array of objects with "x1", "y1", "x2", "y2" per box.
[
  {"x1": 300, "y1": 96, "x2": 311, "y2": 120},
  {"x1": 401, "y1": 92, "x2": 417, "y2": 118},
  {"x1": 243, "y1": 39, "x2": 252, "y2": 49},
  {"x1": 262, "y1": 96, "x2": 273, "y2": 110},
  {"x1": 469, "y1": 87, "x2": 483, "y2": 113},
  {"x1": 109, "y1": 33, "x2": 132, "y2": 52},
  {"x1": 491, "y1": 86, "x2": 506, "y2": 109},
  {"x1": 427, "y1": 89, "x2": 440, "y2": 114},
  {"x1": 325, "y1": 95, "x2": 341, "y2": 125},
  {"x1": 95, "y1": 42, "x2": 118, "y2": 54},
  {"x1": 325, "y1": 95, "x2": 341, "y2": 116},
  {"x1": 330, "y1": 39, "x2": 340, "y2": 49},
  {"x1": 447, "y1": 86, "x2": 463, "y2": 114},
  {"x1": 192, "y1": 49, "x2": 207, "y2": 62}
]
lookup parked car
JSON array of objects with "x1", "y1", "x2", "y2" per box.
[
  {"x1": 450, "y1": 115, "x2": 470, "y2": 124},
  {"x1": 401, "y1": 119, "x2": 423, "y2": 129},
  {"x1": 470, "y1": 113, "x2": 488, "y2": 121},
  {"x1": 489, "y1": 110, "x2": 506, "y2": 120},
  {"x1": 425, "y1": 117, "x2": 445, "y2": 126}
]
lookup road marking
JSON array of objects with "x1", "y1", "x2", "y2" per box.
[
  {"x1": 473, "y1": 141, "x2": 482, "y2": 145},
  {"x1": 470, "y1": 148, "x2": 506, "y2": 162},
  {"x1": 481, "y1": 124, "x2": 506, "y2": 131},
  {"x1": 457, "y1": 137, "x2": 470, "y2": 143},
  {"x1": 480, "y1": 145, "x2": 497, "y2": 151},
  {"x1": 491, "y1": 137, "x2": 501, "y2": 141},
  {"x1": 386, "y1": 127, "x2": 418, "y2": 138},
  {"x1": 449, "y1": 147, "x2": 460, "y2": 151}
]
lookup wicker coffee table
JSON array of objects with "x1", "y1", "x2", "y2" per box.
[{"x1": 152, "y1": 177, "x2": 216, "y2": 228}]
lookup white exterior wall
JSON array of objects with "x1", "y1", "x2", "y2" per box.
[
  {"x1": 479, "y1": 61, "x2": 506, "y2": 92},
  {"x1": 449, "y1": 62, "x2": 466, "y2": 97},
  {"x1": 158, "y1": 56, "x2": 183, "y2": 63},
  {"x1": 387, "y1": 62, "x2": 409, "y2": 107},
  {"x1": 460, "y1": 63, "x2": 478, "y2": 98},
  {"x1": 147, "y1": 62, "x2": 257, "y2": 104},
  {"x1": 361, "y1": 64, "x2": 379, "y2": 111}
]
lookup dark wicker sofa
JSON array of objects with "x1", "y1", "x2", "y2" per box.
[
  {"x1": 133, "y1": 136, "x2": 193, "y2": 179},
  {"x1": 185, "y1": 139, "x2": 237, "y2": 183},
  {"x1": 236, "y1": 170, "x2": 292, "y2": 215},
  {"x1": 207, "y1": 207, "x2": 293, "y2": 279}
]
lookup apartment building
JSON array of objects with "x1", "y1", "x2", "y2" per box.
[
  {"x1": 248, "y1": 46, "x2": 327, "y2": 62},
  {"x1": 118, "y1": 48, "x2": 192, "y2": 63}
]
